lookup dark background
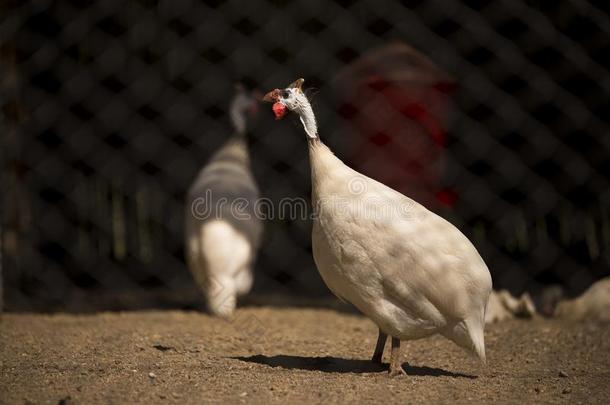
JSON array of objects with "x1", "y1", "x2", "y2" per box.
[{"x1": 1, "y1": 0, "x2": 608, "y2": 312}]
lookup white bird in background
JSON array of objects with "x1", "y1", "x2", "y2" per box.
[
  {"x1": 555, "y1": 277, "x2": 610, "y2": 322},
  {"x1": 485, "y1": 290, "x2": 536, "y2": 324},
  {"x1": 264, "y1": 79, "x2": 492, "y2": 376},
  {"x1": 185, "y1": 85, "x2": 263, "y2": 317}
]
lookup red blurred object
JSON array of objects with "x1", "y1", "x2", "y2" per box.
[
  {"x1": 435, "y1": 188, "x2": 459, "y2": 207},
  {"x1": 272, "y1": 102, "x2": 287, "y2": 120},
  {"x1": 334, "y1": 42, "x2": 457, "y2": 209}
]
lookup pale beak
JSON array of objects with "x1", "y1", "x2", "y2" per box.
[{"x1": 263, "y1": 89, "x2": 280, "y2": 103}]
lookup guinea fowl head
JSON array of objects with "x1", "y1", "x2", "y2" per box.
[
  {"x1": 263, "y1": 78, "x2": 318, "y2": 139},
  {"x1": 230, "y1": 83, "x2": 259, "y2": 135}
]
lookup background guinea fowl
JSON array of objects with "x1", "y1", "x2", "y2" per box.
[
  {"x1": 264, "y1": 79, "x2": 492, "y2": 376},
  {"x1": 185, "y1": 85, "x2": 263, "y2": 317},
  {"x1": 555, "y1": 277, "x2": 610, "y2": 322}
]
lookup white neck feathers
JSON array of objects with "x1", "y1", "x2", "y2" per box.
[
  {"x1": 229, "y1": 93, "x2": 251, "y2": 135},
  {"x1": 294, "y1": 96, "x2": 318, "y2": 140}
]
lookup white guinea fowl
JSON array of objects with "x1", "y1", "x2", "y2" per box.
[
  {"x1": 264, "y1": 79, "x2": 492, "y2": 376},
  {"x1": 185, "y1": 85, "x2": 262, "y2": 317},
  {"x1": 555, "y1": 277, "x2": 610, "y2": 322}
]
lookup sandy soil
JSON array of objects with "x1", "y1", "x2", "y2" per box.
[{"x1": 1, "y1": 308, "x2": 609, "y2": 404}]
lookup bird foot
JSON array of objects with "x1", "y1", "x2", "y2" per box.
[{"x1": 388, "y1": 364, "x2": 406, "y2": 377}]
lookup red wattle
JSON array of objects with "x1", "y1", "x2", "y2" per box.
[{"x1": 272, "y1": 102, "x2": 287, "y2": 120}]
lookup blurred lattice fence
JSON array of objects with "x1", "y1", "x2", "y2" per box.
[{"x1": 1, "y1": 0, "x2": 608, "y2": 311}]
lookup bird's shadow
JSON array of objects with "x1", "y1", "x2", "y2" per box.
[{"x1": 233, "y1": 354, "x2": 476, "y2": 379}]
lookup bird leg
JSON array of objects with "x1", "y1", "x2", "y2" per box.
[
  {"x1": 388, "y1": 337, "x2": 406, "y2": 377},
  {"x1": 371, "y1": 329, "x2": 387, "y2": 363}
]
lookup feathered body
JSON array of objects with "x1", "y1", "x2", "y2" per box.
[
  {"x1": 310, "y1": 140, "x2": 491, "y2": 360},
  {"x1": 555, "y1": 277, "x2": 610, "y2": 322},
  {"x1": 265, "y1": 79, "x2": 492, "y2": 373},
  {"x1": 185, "y1": 90, "x2": 262, "y2": 317}
]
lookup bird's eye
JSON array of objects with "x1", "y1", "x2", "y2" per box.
[{"x1": 280, "y1": 90, "x2": 290, "y2": 99}]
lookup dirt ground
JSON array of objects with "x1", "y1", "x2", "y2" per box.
[{"x1": 1, "y1": 307, "x2": 609, "y2": 404}]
